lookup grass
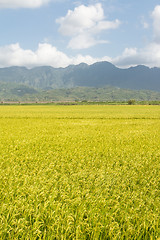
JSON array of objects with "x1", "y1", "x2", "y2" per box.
[{"x1": 0, "y1": 105, "x2": 160, "y2": 239}]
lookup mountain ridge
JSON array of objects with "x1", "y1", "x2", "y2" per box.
[{"x1": 0, "y1": 61, "x2": 160, "y2": 91}]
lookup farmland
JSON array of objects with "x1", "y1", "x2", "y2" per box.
[{"x1": 0, "y1": 105, "x2": 160, "y2": 239}]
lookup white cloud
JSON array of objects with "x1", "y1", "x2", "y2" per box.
[
  {"x1": 1, "y1": 6, "x2": 160, "y2": 69},
  {"x1": 140, "y1": 16, "x2": 149, "y2": 29},
  {"x1": 67, "y1": 33, "x2": 108, "y2": 49},
  {"x1": 152, "y1": 5, "x2": 160, "y2": 43},
  {"x1": 143, "y1": 22, "x2": 149, "y2": 29},
  {"x1": 112, "y1": 5, "x2": 160, "y2": 68},
  {"x1": 72, "y1": 54, "x2": 111, "y2": 65},
  {"x1": 113, "y1": 43, "x2": 160, "y2": 68},
  {"x1": 0, "y1": 43, "x2": 110, "y2": 68},
  {"x1": 56, "y1": 4, "x2": 104, "y2": 36},
  {"x1": 0, "y1": 43, "x2": 36, "y2": 67},
  {"x1": 0, "y1": 43, "x2": 70, "y2": 68},
  {"x1": 56, "y1": 3, "x2": 121, "y2": 49},
  {"x1": 0, "y1": 40, "x2": 160, "y2": 69},
  {"x1": 0, "y1": 0, "x2": 51, "y2": 8}
]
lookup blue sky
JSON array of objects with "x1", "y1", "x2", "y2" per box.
[{"x1": 0, "y1": 0, "x2": 160, "y2": 68}]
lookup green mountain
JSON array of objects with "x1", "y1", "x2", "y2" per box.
[
  {"x1": 0, "y1": 62, "x2": 160, "y2": 102},
  {"x1": 0, "y1": 62, "x2": 160, "y2": 91}
]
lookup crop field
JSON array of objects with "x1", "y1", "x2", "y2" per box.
[{"x1": 0, "y1": 105, "x2": 160, "y2": 239}]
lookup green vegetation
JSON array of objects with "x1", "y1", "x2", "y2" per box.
[
  {"x1": 0, "y1": 105, "x2": 160, "y2": 239},
  {"x1": 0, "y1": 81, "x2": 38, "y2": 102},
  {"x1": 128, "y1": 99, "x2": 136, "y2": 105},
  {"x1": 0, "y1": 83, "x2": 160, "y2": 102}
]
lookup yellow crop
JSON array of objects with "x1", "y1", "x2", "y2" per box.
[{"x1": 0, "y1": 105, "x2": 160, "y2": 239}]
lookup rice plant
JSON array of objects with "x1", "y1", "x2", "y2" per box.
[{"x1": 0, "y1": 105, "x2": 160, "y2": 239}]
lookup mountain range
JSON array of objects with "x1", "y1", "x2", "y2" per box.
[
  {"x1": 0, "y1": 61, "x2": 160, "y2": 102},
  {"x1": 0, "y1": 61, "x2": 160, "y2": 91}
]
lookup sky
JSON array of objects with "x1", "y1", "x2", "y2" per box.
[{"x1": 0, "y1": 0, "x2": 160, "y2": 69}]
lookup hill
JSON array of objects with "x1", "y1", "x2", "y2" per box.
[{"x1": 0, "y1": 82, "x2": 160, "y2": 102}]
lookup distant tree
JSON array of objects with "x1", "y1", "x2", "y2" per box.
[{"x1": 128, "y1": 99, "x2": 136, "y2": 105}]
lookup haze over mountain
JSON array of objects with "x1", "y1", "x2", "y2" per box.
[{"x1": 0, "y1": 61, "x2": 160, "y2": 92}]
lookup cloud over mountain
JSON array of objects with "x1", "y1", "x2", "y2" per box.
[
  {"x1": 0, "y1": 43, "x2": 110, "y2": 68},
  {"x1": 0, "y1": 43, "x2": 70, "y2": 68}
]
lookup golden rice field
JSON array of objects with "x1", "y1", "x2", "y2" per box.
[{"x1": 0, "y1": 105, "x2": 160, "y2": 239}]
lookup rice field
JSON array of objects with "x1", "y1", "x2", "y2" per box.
[{"x1": 0, "y1": 105, "x2": 160, "y2": 239}]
